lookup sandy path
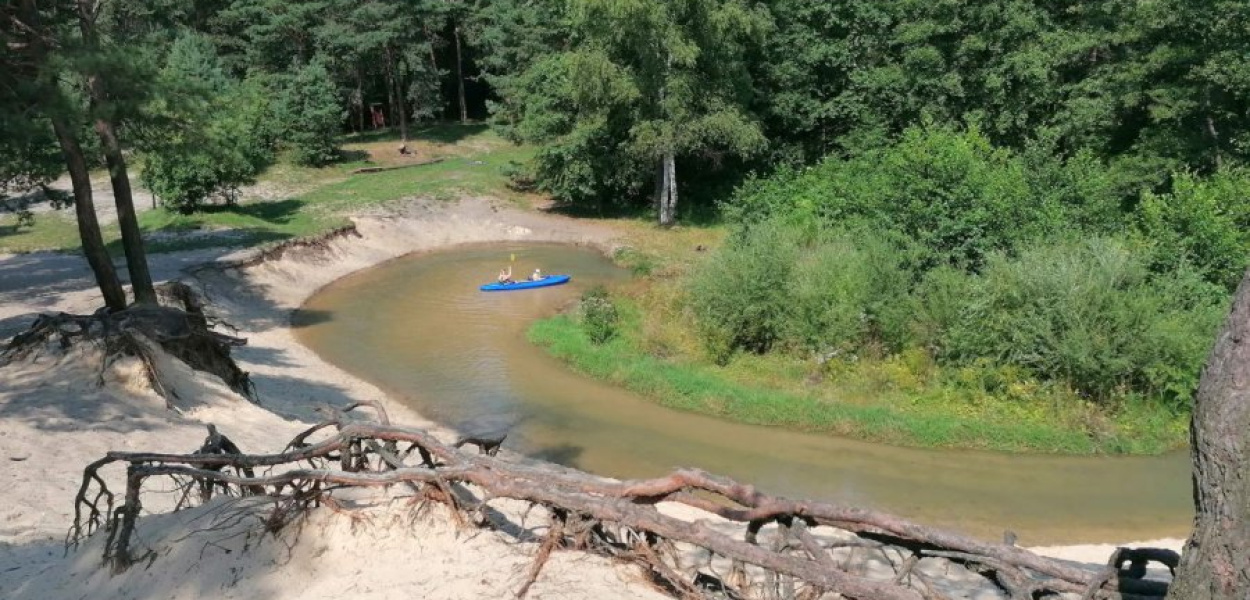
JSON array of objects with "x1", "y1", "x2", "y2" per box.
[{"x1": 0, "y1": 196, "x2": 1185, "y2": 599}]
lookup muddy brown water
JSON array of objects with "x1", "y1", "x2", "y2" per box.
[{"x1": 293, "y1": 243, "x2": 1191, "y2": 544}]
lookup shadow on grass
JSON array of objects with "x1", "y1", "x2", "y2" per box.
[
  {"x1": 337, "y1": 149, "x2": 370, "y2": 163},
  {"x1": 143, "y1": 198, "x2": 309, "y2": 230}
]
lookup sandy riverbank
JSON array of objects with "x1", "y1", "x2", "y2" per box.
[{"x1": 0, "y1": 196, "x2": 1184, "y2": 598}]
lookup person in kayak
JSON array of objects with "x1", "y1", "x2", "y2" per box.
[
  {"x1": 497, "y1": 266, "x2": 514, "y2": 284},
  {"x1": 530, "y1": 267, "x2": 544, "y2": 281}
]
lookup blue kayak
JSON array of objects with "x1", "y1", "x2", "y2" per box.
[{"x1": 480, "y1": 274, "x2": 571, "y2": 292}]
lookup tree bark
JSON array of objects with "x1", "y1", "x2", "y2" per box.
[
  {"x1": 77, "y1": 0, "x2": 156, "y2": 305},
  {"x1": 454, "y1": 22, "x2": 467, "y2": 124},
  {"x1": 50, "y1": 118, "x2": 128, "y2": 312},
  {"x1": 1169, "y1": 268, "x2": 1250, "y2": 599},
  {"x1": 355, "y1": 67, "x2": 365, "y2": 133},
  {"x1": 658, "y1": 153, "x2": 677, "y2": 227},
  {"x1": 394, "y1": 54, "x2": 409, "y2": 143},
  {"x1": 18, "y1": 0, "x2": 125, "y2": 311}
]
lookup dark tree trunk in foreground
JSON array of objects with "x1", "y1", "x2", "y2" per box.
[
  {"x1": 1169, "y1": 267, "x2": 1250, "y2": 599},
  {"x1": 89, "y1": 99, "x2": 156, "y2": 305},
  {"x1": 51, "y1": 119, "x2": 128, "y2": 312},
  {"x1": 19, "y1": 0, "x2": 125, "y2": 311},
  {"x1": 78, "y1": 0, "x2": 156, "y2": 305}
]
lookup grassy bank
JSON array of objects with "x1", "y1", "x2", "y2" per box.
[
  {"x1": 527, "y1": 227, "x2": 1190, "y2": 455},
  {"x1": 530, "y1": 308, "x2": 1187, "y2": 454},
  {"x1": 0, "y1": 124, "x2": 534, "y2": 255}
]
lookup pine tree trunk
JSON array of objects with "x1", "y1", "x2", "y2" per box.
[
  {"x1": 50, "y1": 118, "x2": 128, "y2": 312},
  {"x1": 77, "y1": 0, "x2": 156, "y2": 305},
  {"x1": 393, "y1": 54, "x2": 409, "y2": 143},
  {"x1": 1169, "y1": 267, "x2": 1250, "y2": 599},
  {"x1": 658, "y1": 153, "x2": 677, "y2": 227},
  {"x1": 384, "y1": 48, "x2": 398, "y2": 138},
  {"x1": 356, "y1": 68, "x2": 365, "y2": 133},
  {"x1": 87, "y1": 81, "x2": 156, "y2": 305},
  {"x1": 454, "y1": 23, "x2": 468, "y2": 124}
]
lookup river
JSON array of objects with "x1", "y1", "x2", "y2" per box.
[{"x1": 293, "y1": 242, "x2": 1190, "y2": 544}]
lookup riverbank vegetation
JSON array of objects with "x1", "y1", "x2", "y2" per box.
[
  {"x1": 533, "y1": 124, "x2": 1241, "y2": 453},
  {"x1": 4, "y1": 0, "x2": 1247, "y2": 452}
]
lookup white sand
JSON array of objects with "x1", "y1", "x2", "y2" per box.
[{"x1": 0, "y1": 196, "x2": 1185, "y2": 598}]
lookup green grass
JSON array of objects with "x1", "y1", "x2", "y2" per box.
[
  {"x1": 529, "y1": 300, "x2": 1189, "y2": 455},
  {"x1": 0, "y1": 123, "x2": 533, "y2": 255}
]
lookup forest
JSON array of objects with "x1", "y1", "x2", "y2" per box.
[{"x1": 2, "y1": 0, "x2": 1249, "y2": 452}]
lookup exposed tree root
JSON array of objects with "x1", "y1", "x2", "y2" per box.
[
  {"x1": 1, "y1": 290, "x2": 255, "y2": 403},
  {"x1": 67, "y1": 405, "x2": 1178, "y2": 598}
]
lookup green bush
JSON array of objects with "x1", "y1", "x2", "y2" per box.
[
  {"x1": 785, "y1": 231, "x2": 915, "y2": 355},
  {"x1": 690, "y1": 222, "x2": 916, "y2": 361},
  {"x1": 689, "y1": 221, "x2": 798, "y2": 362},
  {"x1": 141, "y1": 34, "x2": 276, "y2": 213},
  {"x1": 726, "y1": 123, "x2": 1130, "y2": 270},
  {"x1": 579, "y1": 285, "x2": 620, "y2": 344},
  {"x1": 1138, "y1": 169, "x2": 1250, "y2": 289},
  {"x1": 943, "y1": 237, "x2": 1225, "y2": 405},
  {"x1": 273, "y1": 60, "x2": 346, "y2": 167}
]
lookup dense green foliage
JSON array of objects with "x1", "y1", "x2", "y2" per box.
[
  {"x1": 685, "y1": 124, "x2": 1238, "y2": 431},
  {"x1": 579, "y1": 285, "x2": 620, "y2": 344},
  {"x1": 940, "y1": 239, "x2": 1224, "y2": 405},
  {"x1": 495, "y1": 0, "x2": 769, "y2": 218},
  {"x1": 273, "y1": 61, "x2": 347, "y2": 166},
  {"x1": 139, "y1": 34, "x2": 277, "y2": 212},
  {"x1": 5, "y1": 0, "x2": 1250, "y2": 452},
  {"x1": 726, "y1": 125, "x2": 1123, "y2": 269}
]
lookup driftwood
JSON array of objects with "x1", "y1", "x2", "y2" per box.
[
  {"x1": 1, "y1": 302, "x2": 254, "y2": 403},
  {"x1": 69, "y1": 404, "x2": 1177, "y2": 599}
]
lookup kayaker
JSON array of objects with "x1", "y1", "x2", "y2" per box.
[
  {"x1": 498, "y1": 266, "x2": 514, "y2": 284},
  {"x1": 530, "y1": 268, "x2": 544, "y2": 281}
]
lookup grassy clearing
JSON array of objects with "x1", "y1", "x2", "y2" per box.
[
  {"x1": 527, "y1": 225, "x2": 1189, "y2": 455},
  {"x1": 0, "y1": 123, "x2": 533, "y2": 255}
]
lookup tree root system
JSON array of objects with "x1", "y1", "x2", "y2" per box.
[
  {"x1": 68, "y1": 401, "x2": 1178, "y2": 599},
  {"x1": 2, "y1": 283, "x2": 254, "y2": 403}
]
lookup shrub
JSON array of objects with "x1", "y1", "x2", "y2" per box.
[
  {"x1": 725, "y1": 123, "x2": 1137, "y2": 271},
  {"x1": 943, "y1": 237, "x2": 1225, "y2": 405},
  {"x1": 785, "y1": 230, "x2": 915, "y2": 356},
  {"x1": 690, "y1": 222, "x2": 917, "y2": 361},
  {"x1": 579, "y1": 285, "x2": 620, "y2": 344},
  {"x1": 1137, "y1": 169, "x2": 1250, "y2": 289},
  {"x1": 140, "y1": 34, "x2": 275, "y2": 213},
  {"x1": 689, "y1": 221, "x2": 798, "y2": 363}
]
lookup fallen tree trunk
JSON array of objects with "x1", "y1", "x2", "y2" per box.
[{"x1": 68, "y1": 404, "x2": 1178, "y2": 599}]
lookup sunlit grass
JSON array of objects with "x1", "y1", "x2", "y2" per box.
[{"x1": 0, "y1": 123, "x2": 533, "y2": 255}]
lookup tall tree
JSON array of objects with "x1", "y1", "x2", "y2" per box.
[
  {"x1": 75, "y1": 0, "x2": 157, "y2": 304},
  {"x1": 6, "y1": 0, "x2": 128, "y2": 311},
  {"x1": 1169, "y1": 267, "x2": 1250, "y2": 599},
  {"x1": 503, "y1": 0, "x2": 769, "y2": 225}
]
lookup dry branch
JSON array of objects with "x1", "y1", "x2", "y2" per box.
[{"x1": 67, "y1": 411, "x2": 1177, "y2": 600}]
